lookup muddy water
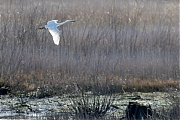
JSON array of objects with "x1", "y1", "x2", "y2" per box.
[{"x1": 0, "y1": 91, "x2": 179, "y2": 119}]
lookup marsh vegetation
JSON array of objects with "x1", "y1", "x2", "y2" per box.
[{"x1": 0, "y1": 0, "x2": 179, "y2": 119}]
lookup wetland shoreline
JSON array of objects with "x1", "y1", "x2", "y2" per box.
[{"x1": 0, "y1": 91, "x2": 179, "y2": 119}]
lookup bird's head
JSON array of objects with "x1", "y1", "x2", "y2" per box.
[{"x1": 66, "y1": 20, "x2": 75, "y2": 22}]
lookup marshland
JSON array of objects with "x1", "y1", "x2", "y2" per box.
[{"x1": 0, "y1": 0, "x2": 179, "y2": 119}]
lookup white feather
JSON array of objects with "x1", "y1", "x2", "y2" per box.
[
  {"x1": 48, "y1": 29, "x2": 60, "y2": 45},
  {"x1": 41, "y1": 20, "x2": 75, "y2": 45}
]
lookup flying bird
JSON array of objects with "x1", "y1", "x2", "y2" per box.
[{"x1": 39, "y1": 20, "x2": 75, "y2": 45}]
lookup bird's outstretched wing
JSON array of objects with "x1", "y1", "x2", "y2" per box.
[
  {"x1": 58, "y1": 20, "x2": 75, "y2": 26},
  {"x1": 48, "y1": 28, "x2": 61, "y2": 45}
]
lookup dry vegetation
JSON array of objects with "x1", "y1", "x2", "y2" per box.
[
  {"x1": 0, "y1": 1, "x2": 179, "y2": 119},
  {"x1": 0, "y1": 0, "x2": 179, "y2": 94}
]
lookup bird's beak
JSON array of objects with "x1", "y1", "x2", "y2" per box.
[
  {"x1": 39, "y1": 26, "x2": 45, "y2": 29},
  {"x1": 71, "y1": 20, "x2": 75, "y2": 22}
]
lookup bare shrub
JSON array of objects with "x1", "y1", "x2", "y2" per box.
[{"x1": 69, "y1": 83, "x2": 115, "y2": 119}]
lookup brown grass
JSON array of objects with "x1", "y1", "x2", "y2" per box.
[
  {"x1": 123, "y1": 78, "x2": 179, "y2": 92},
  {"x1": 4, "y1": 71, "x2": 179, "y2": 95}
]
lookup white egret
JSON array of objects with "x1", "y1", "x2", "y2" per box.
[{"x1": 39, "y1": 20, "x2": 75, "y2": 45}]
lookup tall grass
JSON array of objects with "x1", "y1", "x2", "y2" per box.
[{"x1": 0, "y1": 0, "x2": 179, "y2": 92}]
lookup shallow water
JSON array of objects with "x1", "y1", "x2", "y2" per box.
[
  {"x1": 0, "y1": 112, "x2": 72, "y2": 120},
  {"x1": 0, "y1": 92, "x2": 179, "y2": 119}
]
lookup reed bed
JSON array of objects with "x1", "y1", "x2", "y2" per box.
[{"x1": 0, "y1": 0, "x2": 179, "y2": 93}]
